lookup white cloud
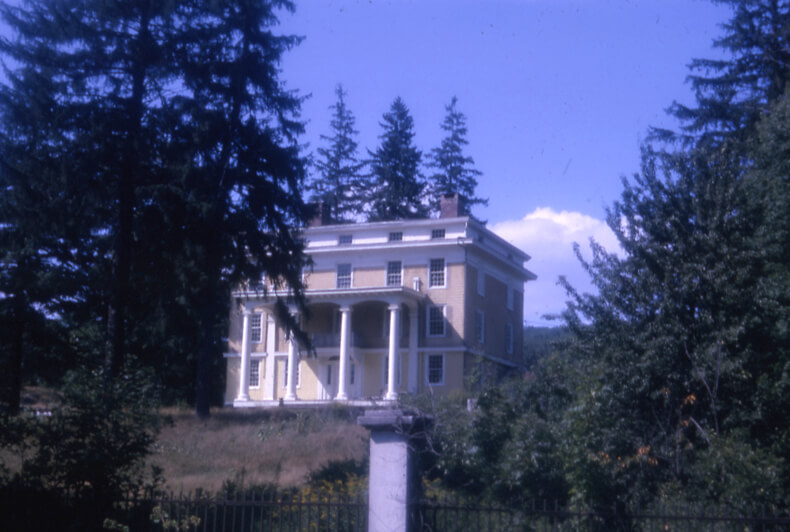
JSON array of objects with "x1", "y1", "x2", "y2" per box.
[{"x1": 490, "y1": 207, "x2": 622, "y2": 327}]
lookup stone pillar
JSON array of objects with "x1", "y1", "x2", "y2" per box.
[
  {"x1": 285, "y1": 311, "x2": 299, "y2": 400},
  {"x1": 336, "y1": 306, "x2": 352, "y2": 400},
  {"x1": 386, "y1": 304, "x2": 400, "y2": 401},
  {"x1": 357, "y1": 409, "x2": 431, "y2": 532},
  {"x1": 408, "y1": 305, "x2": 419, "y2": 394},
  {"x1": 236, "y1": 309, "x2": 251, "y2": 401}
]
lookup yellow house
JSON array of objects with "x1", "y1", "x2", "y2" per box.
[{"x1": 225, "y1": 195, "x2": 536, "y2": 406}]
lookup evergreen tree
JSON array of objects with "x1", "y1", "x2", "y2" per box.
[
  {"x1": 308, "y1": 85, "x2": 365, "y2": 223},
  {"x1": 653, "y1": 0, "x2": 790, "y2": 146},
  {"x1": 426, "y1": 96, "x2": 487, "y2": 214},
  {"x1": 366, "y1": 97, "x2": 427, "y2": 221},
  {"x1": 0, "y1": 0, "x2": 309, "y2": 417}
]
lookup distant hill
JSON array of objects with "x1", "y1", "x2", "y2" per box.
[{"x1": 523, "y1": 326, "x2": 569, "y2": 369}]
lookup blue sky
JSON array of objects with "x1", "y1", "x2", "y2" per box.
[{"x1": 278, "y1": 0, "x2": 732, "y2": 325}]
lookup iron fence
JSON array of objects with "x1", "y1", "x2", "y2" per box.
[{"x1": 414, "y1": 498, "x2": 790, "y2": 532}]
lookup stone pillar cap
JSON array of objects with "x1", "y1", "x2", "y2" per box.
[{"x1": 357, "y1": 409, "x2": 432, "y2": 433}]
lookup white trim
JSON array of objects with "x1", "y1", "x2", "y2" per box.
[
  {"x1": 428, "y1": 258, "x2": 446, "y2": 288},
  {"x1": 250, "y1": 313, "x2": 263, "y2": 343},
  {"x1": 426, "y1": 353, "x2": 445, "y2": 386},
  {"x1": 249, "y1": 359, "x2": 261, "y2": 389},
  {"x1": 427, "y1": 305, "x2": 446, "y2": 337},
  {"x1": 386, "y1": 260, "x2": 403, "y2": 287},
  {"x1": 336, "y1": 263, "x2": 352, "y2": 289}
]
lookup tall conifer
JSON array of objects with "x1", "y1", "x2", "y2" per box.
[
  {"x1": 366, "y1": 97, "x2": 427, "y2": 221},
  {"x1": 308, "y1": 85, "x2": 365, "y2": 223},
  {"x1": 426, "y1": 96, "x2": 488, "y2": 214}
]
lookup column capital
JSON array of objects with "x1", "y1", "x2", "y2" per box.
[
  {"x1": 339, "y1": 305, "x2": 352, "y2": 313},
  {"x1": 388, "y1": 303, "x2": 401, "y2": 312},
  {"x1": 241, "y1": 307, "x2": 252, "y2": 316}
]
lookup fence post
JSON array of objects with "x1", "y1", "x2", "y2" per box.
[{"x1": 358, "y1": 409, "x2": 431, "y2": 532}]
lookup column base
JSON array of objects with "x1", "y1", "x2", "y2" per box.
[
  {"x1": 336, "y1": 393, "x2": 348, "y2": 401},
  {"x1": 385, "y1": 392, "x2": 398, "y2": 401}
]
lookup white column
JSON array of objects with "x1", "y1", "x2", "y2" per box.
[
  {"x1": 262, "y1": 313, "x2": 277, "y2": 400},
  {"x1": 236, "y1": 309, "x2": 251, "y2": 401},
  {"x1": 336, "y1": 306, "x2": 352, "y2": 400},
  {"x1": 285, "y1": 311, "x2": 299, "y2": 400},
  {"x1": 408, "y1": 305, "x2": 419, "y2": 394},
  {"x1": 386, "y1": 303, "x2": 400, "y2": 401}
]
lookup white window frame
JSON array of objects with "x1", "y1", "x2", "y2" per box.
[
  {"x1": 475, "y1": 310, "x2": 485, "y2": 344},
  {"x1": 427, "y1": 305, "x2": 446, "y2": 337},
  {"x1": 336, "y1": 263, "x2": 352, "y2": 289},
  {"x1": 250, "y1": 313, "x2": 263, "y2": 344},
  {"x1": 249, "y1": 358, "x2": 261, "y2": 389},
  {"x1": 386, "y1": 261, "x2": 402, "y2": 287},
  {"x1": 505, "y1": 323, "x2": 514, "y2": 355},
  {"x1": 426, "y1": 354, "x2": 445, "y2": 386},
  {"x1": 477, "y1": 269, "x2": 485, "y2": 296},
  {"x1": 428, "y1": 258, "x2": 446, "y2": 288}
]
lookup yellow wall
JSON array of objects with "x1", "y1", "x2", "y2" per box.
[{"x1": 225, "y1": 357, "x2": 240, "y2": 402}]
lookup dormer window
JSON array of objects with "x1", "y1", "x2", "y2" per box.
[
  {"x1": 431, "y1": 228, "x2": 445, "y2": 239},
  {"x1": 338, "y1": 234, "x2": 352, "y2": 245}
]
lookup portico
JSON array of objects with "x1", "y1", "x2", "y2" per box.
[{"x1": 232, "y1": 286, "x2": 422, "y2": 406}]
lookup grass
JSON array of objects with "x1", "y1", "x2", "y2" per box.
[
  {"x1": 149, "y1": 406, "x2": 369, "y2": 493},
  {"x1": 7, "y1": 388, "x2": 370, "y2": 494}
]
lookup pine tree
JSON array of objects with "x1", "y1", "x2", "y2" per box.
[
  {"x1": 426, "y1": 96, "x2": 488, "y2": 214},
  {"x1": 308, "y1": 85, "x2": 365, "y2": 223},
  {"x1": 366, "y1": 97, "x2": 427, "y2": 221},
  {"x1": 653, "y1": 0, "x2": 790, "y2": 146},
  {"x1": 0, "y1": 0, "x2": 310, "y2": 417}
]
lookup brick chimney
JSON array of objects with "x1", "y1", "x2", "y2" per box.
[
  {"x1": 307, "y1": 202, "x2": 332, "y2": 227},
  {"x1": 439, "y1": 193, "x2": 468, "y2": 218}
]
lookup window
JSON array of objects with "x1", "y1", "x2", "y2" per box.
[
  {"x1": 387, "y1": 261, "x2": 402, "y2": 286},
  {"x1": 505, "y1": 323, "x2": 514, "y2": 355},
  {"x1": 477, "y1": 269, "x2": 485, "y2": 296},
  {"x1": 388, "y1": 231, "x2": 402, "y2": 242},
  {"x1": 431, "y1": 228, "x2": 445, "y2": 239},
  {"x1": 428, "y1": 305, "x2": 446, "y2": 337},
  {"x1": 507, "y1": 287, "x2": 514, "y2": 310},
  {"x1": 336, "y1": 263, "x2": 352, "y2": 288},
  {"x1": 429, "y1": 259, "x2": 445, "y2": 287},
  {"x1": 338, "y1": 234, "x2": 352, "y2": 245},
  {"x1": 283, "y1": 359, "x2": 301, "y2": 387},
  {"x1": 249, "y1": 359, "x2": 260, "y2": 388},
  {"x1": 326, "y1": 365, "x2": 332, "y2": 385},
  {"x1": 475, "y1": 310, "x2": 485, "y2": 344},
  {"x1": 350, "y1": 363, "x2": 355, "y2": 385},
  {"x1": 250, "y1": 313, "x2": 262, "y2": 343},
  {"x1": 427, "y1": 354, "x2": 444, "y2": 385}
]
